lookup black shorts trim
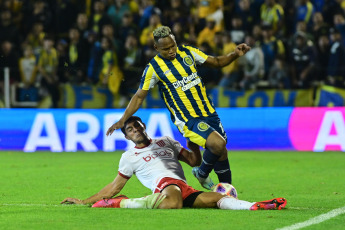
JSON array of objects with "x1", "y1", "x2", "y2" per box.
[{"x1": 183, "y1": 191, "x2": 203, "y2": 208}]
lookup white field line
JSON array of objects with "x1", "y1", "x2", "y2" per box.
[{"x1": 277, "y1": 206, "x2": 345, "y2": 230}]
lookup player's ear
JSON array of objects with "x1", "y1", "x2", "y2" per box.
[
  {"x1": 125, "y1": 135, "x2": 130, "y2": 140},
  {"x1": 153, "y1": 43, "x2": 158, "y2": 51}
]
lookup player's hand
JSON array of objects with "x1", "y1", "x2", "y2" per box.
[
  {"x1": 106, "y1": 120, "x2": 125, "y2": 136},
  {"x1": 61, "y1": 197, "x2": 84, "y2": 205},
  {"x1": 235, "y1": 43, "x2": 251, "y2": 57}
]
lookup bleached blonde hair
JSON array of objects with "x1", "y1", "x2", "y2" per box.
[{"x1": 153, "y1": 26, "x2": 172, "y2": 43}]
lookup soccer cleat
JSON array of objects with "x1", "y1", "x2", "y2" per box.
[
  {"x1": 192, "y1": 167, "x2": 215, "y2": 190},
  {"x1": 250, "y1": 197, "x2": 287, "y2": 210},
  {"x1": 92, "y1": 195, "x2": 129, "y2": 208}
]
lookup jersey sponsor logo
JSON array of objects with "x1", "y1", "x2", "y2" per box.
[
  {"x1": 172, "y1": 72, "x2": 201, "y2": 92},
  {"x1": 142, "y1": 149, "x2": 173, "y2": 162},
  {"x1": 156, "y1": 140, "x2": 166, "y2": 147},
  {"x1": 197, "y1": 122, "x2": 209, "y2": 132},
  {"x1": 164, "y1": 69, "x2": 172, "y2": 76},
  {"x1": 183, "y1": 55, "x2": 194, "y2": 67}
]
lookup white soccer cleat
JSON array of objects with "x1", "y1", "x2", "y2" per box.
[{"x1": 192, "y1": 167, "x2": 215, "y2": 190}]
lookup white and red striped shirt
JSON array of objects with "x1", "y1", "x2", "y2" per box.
[{"x1": 118, "y1": 136, "x2": 186, "y2": 192}]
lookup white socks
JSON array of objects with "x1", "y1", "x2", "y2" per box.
[
  {"x1": 120, "y1": 193, "x2": 166, "y2": 209},
  {"x1": 217, "y1": 196, "x2": 255, "y2": 210}
]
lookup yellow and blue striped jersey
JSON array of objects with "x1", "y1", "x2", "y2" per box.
[{"x1": 140, "y1": 45, "x2": 216, "y2": 124}]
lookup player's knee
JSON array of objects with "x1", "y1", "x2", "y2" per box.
[{"x1": 209, "y1": 138, "x2": 226, "y2": 155}]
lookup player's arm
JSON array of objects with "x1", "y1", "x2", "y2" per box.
[
  {"x1": 61, "y1": 175, "x2": 128, "y2": 205},
  {"x1": 106, "y1": 89, "x2": 148, "y2": 136},
  {"x1": 203, "y1": 43, "x2": 251, "y2": 68},
  {"x1": 178, "y1": 140, "x2": 202, "y2": 167}
]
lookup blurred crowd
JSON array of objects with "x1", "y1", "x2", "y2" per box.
[{"x1": 0, "y1": 0, "x2": 345, "y2": 108}]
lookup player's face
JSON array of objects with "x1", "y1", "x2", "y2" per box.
[
  {"x1": 125, "y1": 121, "x2": 150, "y2": 144},
  {"x1": 154, "y1": 35, "x2": 177, "y2": 60}
]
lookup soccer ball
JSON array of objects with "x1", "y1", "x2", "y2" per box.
[{"x1": 213, "y1": 183, "x2": 238, "y2": 199}]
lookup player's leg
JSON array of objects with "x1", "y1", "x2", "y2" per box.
[
  {"x1": 92, "y1": 193, "x2": 166, "y2": 209},
  {"x1": 157, "y1": 185, "x2": 184, "y2": 209},
  {"x1": 192, "y1": 192, "x2": 254, "y2": 210},
  {"x1": 192, "y1": 192, "x2": 287, "y2": 210},
  {"x1": 196, "y1": 114, "x2": 232, "y2": 185}
]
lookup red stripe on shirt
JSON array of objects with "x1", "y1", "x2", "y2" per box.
[{"x1": 178, "y1": 148, "x2": 186, "y2": 160}]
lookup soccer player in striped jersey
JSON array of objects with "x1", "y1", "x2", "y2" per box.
[
  {"x1": 62, "y1": 116, "x2": 287, "y2": 210},
  {"x1": 106, "y1": 26, "x2": 251, "y2": 190}
]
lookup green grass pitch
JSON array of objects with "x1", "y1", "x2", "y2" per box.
[{"x1": 1, "y1": 151, "x2": 345, "y2": 230}]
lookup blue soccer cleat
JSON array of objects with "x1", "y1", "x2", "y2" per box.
[{"x1": 192, "y1": 167, "x2": 215, "y2": 190}]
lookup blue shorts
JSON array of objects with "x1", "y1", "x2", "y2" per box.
[{"x1": 180, "y1": 113, "x2": 227, "y2": 148}]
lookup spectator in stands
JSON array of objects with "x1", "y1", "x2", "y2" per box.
[
  {"x1": 75, "y1": 13, "x2": 90, "y2": 45},
  {"x1": 196, "y1": 0, "x2": 223, "y2": 32},
  {"x1": 268, "y1": 57, "x2": 290, "y2": 89},
  {"x1": 314, "y1": 34, "x2": 330, "y2": 82},
  {"x1": 121, "y1": 33, "x2": 144, "y2": 99},
  {"x1": 37, "y1": 36, "x2": 60, "y2": 108},
  {"x1": 18, "y1": 45, "x2": 38, "y2": 88},
  {"x1": 86, "y1": 31, "x2": 103, "y2": 84},
  {"x1": 333, "y1": 13, "x2": 345, "y2": 47},
  {"x1": 56, "y1": 39, "x2": 68, "y2": 84},
  {"x1": 235, "y1": 0, "x2": 258, "y2": 33},
  {"x1": 24, "y1": 22, "x2": 45, "y2": 59},
  {"x1": 118, "y1": 12, "x2": 139, "y2": 42},
  {"x1": 99, "y1": 36, "x2": 124, "y2": 96},
  {"x1": 258, "y1": 24, "x2": 285, "y2": 79},
  {"x1": 289, "y1": 32, "x2": 316, "y2": 88},
  {"x1": 0, "y1": 10, "x2": 21, "y2": 49},
  {"x1": 24, "y1": 0, "x2": 52, "y2": 34},
  {"x1": 252, "y1": 24, "x2": 263, "y2": 43},
  {"x1": 0, "y1": 40, "x2": 19, "y2": 83},
  {"x1": 198, "y1": 42, "x2": 222, "y2": 87},
  {"x1": 140, "y1": 13, "x2": 162, "y2": 46},
  {"x1": 230, "y1": 15, "x2": 246, "y2": 44},
  {"x1": 18, "y1": 45, "x2": 39, "y2": 102},
  {"x1": 295, "y1": 20, "x2": 314, "y2": 42},
  {"x1": 171, "y1": 22, "x2": 192, "y2": 45},
  {"x1": 65, "y1": 27, "x2": 88, "y2": 84},
  {"x1": 197, "y1": 18, "x2": 218, "y2": 48},
  {"x1": 107, "y1": 0, "x2": 130, "y2": 30},
  {"x1": 216, "y1": 32, "x2": 241, "y2": 89},
  {"x1": 101, "y1": 23, "x2": 123, "y2": 59},
  {"x1": 90, "y1": 0, "x2": 112, "y2": 36},
  {"x1": 295, "y1": 0, "x2": 315, "y2": 31},
  {"x1": 260, "y1": 0, "x2": 284, "y2": 34},
  {"x1": 52, "y1": 0, "x2": 78, "y2": 40},
  {"x1": 312, "y1": 12, "x2": 330, "y2": 43},
  {"x1": 139, "y1": 0, "x2": 161, "y2": 29},
  {"x1": 161, "y1": 0, "x2": 188, "y2": 28},
  {"x1": 327, "y1": 27, "x2": 345, "y2": 88},
  {"x1": 239, "y1": 34, "x2": 265, "y2": 89}
]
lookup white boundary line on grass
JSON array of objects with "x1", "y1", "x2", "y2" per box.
[{"x1": 276, "y1": 206, "x2": 345, "y2": 230}]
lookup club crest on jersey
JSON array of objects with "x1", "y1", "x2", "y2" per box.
[
  {"x1": 156, "y1": 140, "x2": 166, "y2": 147},
  {"x1": 197, "y1": 122, "x2": 209, "y2": 132},
  {"x1": 183, "y1": 55, "x2": 194, "y2": 67}
]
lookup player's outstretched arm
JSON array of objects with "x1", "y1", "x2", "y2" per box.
[
  {"x1": 106, "y1": 89, "x2": 149, "y2": 136},
  {"x1": 179, "y1": 140, "x2": 202, "y2": 167},
  {"x1": 203, "y1": 43, "x2": 251, "y2": 68},
  {"x1": 61, "y1": 175, "x2": 128, "y2": 205}
]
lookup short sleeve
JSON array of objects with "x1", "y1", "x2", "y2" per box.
[
  {"x1": 139, "y1": 64, "x2": 159, "y2": 90},
  {"x1": 118, "y1": 155, "x2": 133, "y2": 178},
  {"x1": 185, "y1": 45, "x2": 209, "y2": 65},
  {"x1": 165, "y1": 136, "x2": 183, "y2": 156}
]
